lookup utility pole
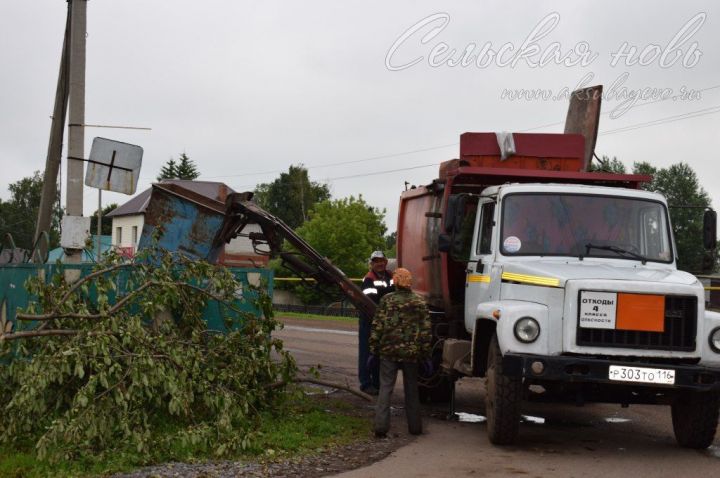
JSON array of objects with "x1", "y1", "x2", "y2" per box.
[
  {"x1": 65, "y1": 0, "x2": 87, "y2": 264},
  {"x1": 33, "y1": 3, "x2": 71, "y2": 262}
]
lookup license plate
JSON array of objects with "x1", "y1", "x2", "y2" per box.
[{"x1": 608, "y1": 365, "x2": 676, "y2": 385}]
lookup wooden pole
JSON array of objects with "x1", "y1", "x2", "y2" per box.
[{"x1": 34, "y1": 3, "x2": 71, "y2": 262}]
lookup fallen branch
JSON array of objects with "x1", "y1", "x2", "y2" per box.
[
  {"x1": 0, "y1": 330, "x2": 111, "y2": 341},
  {"x1": 0, "y1": 330, "x2": 79, "y2": 340},
  {"x1": 59, "y1": 263, "x2": 133, "y2": 305},
  {"x1": 16, "y1": 280, "x2": 241, "y2": 322},
  {"x1": 295, "y1": 375, "x2": 373, "y2": 402},
  {"x1": 17, "y1": 281, "x2": 155, "y2": 321}
]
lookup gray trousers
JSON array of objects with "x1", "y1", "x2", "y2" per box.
[{"x1": 374, "y1": 359, "x2": 422, "y2": 435}]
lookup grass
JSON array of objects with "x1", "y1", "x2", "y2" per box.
[
  {"x1": 0, "y1": 394, "x2": 370, "y2": 478},
  {"x1": 246, "y1": 398, "x2": 369, "y2": 456},
  {"x1": 278, "y1": 311, "x2": 359, "y2": 324}
]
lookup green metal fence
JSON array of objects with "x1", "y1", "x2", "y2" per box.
[{"x1": 0, "y1": 263, "x2": 273, "y2": 334}]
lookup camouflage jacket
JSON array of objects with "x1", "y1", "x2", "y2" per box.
[{"x1": 368, "y1": 289, "x2": 432, "y2": 362}]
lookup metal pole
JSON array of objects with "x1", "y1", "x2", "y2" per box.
[
  {"x1": 34, "y1": 3, "x2": 71, "y2": 262},
  {"x1": 66, "y1": 0, "x2": 87, "y2": 264},
  {"x1": 97, "y1": 189, "x2": 102, "y2": 261}
]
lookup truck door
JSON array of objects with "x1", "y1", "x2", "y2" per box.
[{"x1": 465, "y1": 199, "x2": 500, "y2": 321}]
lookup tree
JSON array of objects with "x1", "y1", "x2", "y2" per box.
[
  {"x1": 633, "y1": 161, "x2": 714, "y2": 272},
  {"x1": 254, "y1": 165, "x2": 331, "y2": 229},
  {"x1": 0, "y1": 245, "x2": 295, "y2": 462},
  {"x1": 590, "y1": 155, "x2": 626, "y2": 173},
  {"x1": 89, "y1": 203, "x2": 118, "y2": 236},
  {"x1": 156, "y1": 158, "x2": 177, "y2": 181},
  {"x1": 295, "y1": 196, "x2": 387, "y2": 281},
  {"x1": 384, "y1": 231, "x2": 397, "y2": 257},
  {"x1": 175, "y1": 153, "x2": 200, "y2": 180},
  {"x1": 157, "y1": 153, "x2": 200, "y2": 181},
  {"x1": 0, "y1": 172, "x2": 62, "y2": 250}
]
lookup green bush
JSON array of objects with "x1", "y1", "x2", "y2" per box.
[{"x1": 0, "y1": 248, "x2": 296, "y2": 462}]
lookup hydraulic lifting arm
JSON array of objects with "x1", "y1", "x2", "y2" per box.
[{"x1": 213, "y1": 192, "x2": 377, "y2": 318}]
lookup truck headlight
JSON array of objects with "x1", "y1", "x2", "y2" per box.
[
  {"x1": 709, "y1": 327, "x2": 720, "y2": 353},
  {"x1": 514, "y1": 317, "x2": 540, "y2": 343}
]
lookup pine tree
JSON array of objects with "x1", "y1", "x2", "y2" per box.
[
  {"x1": 175, "y1": 153, "x2": 200, "y2": 180},
  {"x1": 156, "y1": 159, "x2": 178, "y2": 181}
]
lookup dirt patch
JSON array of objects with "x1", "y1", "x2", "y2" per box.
[{"x1": 113, "y1": 391, "x2": 415, "y2": 478}]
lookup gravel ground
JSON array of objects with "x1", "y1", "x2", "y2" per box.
[{"x1": 112, "y1": 390, "x2": 416, "y2": 478}]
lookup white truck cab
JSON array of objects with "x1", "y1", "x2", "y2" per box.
[{"x1": 453, "y1": 182, "x2": 720, "y2": 447}]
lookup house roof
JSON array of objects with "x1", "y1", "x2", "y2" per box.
[{"x1": 106, "y1": 180, "x2": 235, "y2": 218}]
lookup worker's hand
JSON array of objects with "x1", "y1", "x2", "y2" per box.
[
  {"x1": 420, "y1": 359, "x2": 434, "y2": 377},
  {"x1": 367, "y1": 354, "x2": 379, "y2": 369}
]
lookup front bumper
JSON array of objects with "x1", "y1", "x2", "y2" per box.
[{"x1": 503, "y1": 353, "x2": 720, "y2": 392}]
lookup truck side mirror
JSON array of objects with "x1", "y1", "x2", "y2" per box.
[
  {"x1": 444, "y1": 195, "x2": 466, "y2": 233},
  {"x1": 438, "y1": 233, "x2": 451, "y2": 252},
  {"x1": 703, "y1": 209, "x2": 717, "y2": 250}
]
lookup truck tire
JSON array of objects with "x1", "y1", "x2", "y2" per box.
[
  {"x1": 485, "y1": 334, "x2": 522, "y2": 445},
  {"x1": 671, "y1": 391, "x2": 720, "y2": 449}
]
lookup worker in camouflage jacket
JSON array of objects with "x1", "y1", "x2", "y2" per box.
[{"x1": 369, "y1": 267, "x2": 431, "y2": 437}]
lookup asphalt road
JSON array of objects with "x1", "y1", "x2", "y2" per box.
[{"x1": 274, "y1": 317, "x2": 720, "y2": 478}]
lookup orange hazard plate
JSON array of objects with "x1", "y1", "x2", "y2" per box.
[{"x1": 616, "y1": 293, "x2": 665, "y2": 332}]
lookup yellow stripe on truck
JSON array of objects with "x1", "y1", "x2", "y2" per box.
[
  {"x1": 501, "y1": 272, "x2": 560, "y2": 287},
  {"x1": 467, "y1": 274, "x2": 492, "y2": 283}
]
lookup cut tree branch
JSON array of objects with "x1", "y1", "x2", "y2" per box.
[
  {"x1": 1, "y1": 329, "x2": 78, "y2": 340},
  {"x1": 293, "y1": 375, "x2": 373, "y2": 402},
  {"x1": 16, "y1": 280, "x2": 240, "y2": 322}
]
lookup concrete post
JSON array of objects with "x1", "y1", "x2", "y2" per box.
[{"x1": 65, "y1": 0, "x2": 87, "y2": 265}]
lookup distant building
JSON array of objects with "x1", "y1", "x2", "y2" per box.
[{"x1": 106, "y1": 180, "x2": 267, "y2": 267}]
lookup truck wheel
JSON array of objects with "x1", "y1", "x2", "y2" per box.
[
  {"x1": 671, "y1": 391, "x2": 720, "y2": 449},
  {"x1": 485, "y1": 334, "x2": 522, "y2": 445}
]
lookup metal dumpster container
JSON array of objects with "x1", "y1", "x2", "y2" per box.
[
  {"x1": 138, "y1": 183, "x2": 227, "y2": 262},
  {"x1": 0, "y1": 263, "x2": 273, "y2": 336}
]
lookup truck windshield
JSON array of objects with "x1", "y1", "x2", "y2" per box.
[{"x1": 500, "y1": 193, "x2": 673, "y2": 263}]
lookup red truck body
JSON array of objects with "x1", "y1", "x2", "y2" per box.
[{"x1": 396, "y1": 132, "x2": 650, "y2": 320}]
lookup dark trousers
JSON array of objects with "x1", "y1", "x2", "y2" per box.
[
  {"x1": 374, "y1": 359, "x2": 422, "y2": 435},
  {"x1": 358, "y1": 318, "x2": 379, "y2": 390}
]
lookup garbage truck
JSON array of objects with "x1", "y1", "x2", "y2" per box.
[
  {"x1": 395, "y1": 130, "x2": 720, "y2": 448},
  {"x1": 212, "y1": 89, "x2": 720, "y2": 449}
]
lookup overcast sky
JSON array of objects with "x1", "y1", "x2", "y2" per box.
[{"x1": 1, "y1": 1, "x2": 719, "y2": 233}]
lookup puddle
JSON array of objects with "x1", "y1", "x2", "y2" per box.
[
  {"x1": 521, "y1": 415, "x2": 546, "y2": 425},
  {"x1": 707, "y1": 446, "x2": 720, "y2": 459},
  {"x1": 456, "y1": 412, "x2": 487, "y2": 423},
  {"x1": 604, "y1": 417, "x2": 631, "y2": 423}
]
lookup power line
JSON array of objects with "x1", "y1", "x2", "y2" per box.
[
  {"x1": 133, "y1": 83, "x2": 720, "y2": 189},
  {"x1": 325, "y1": 163, "x2": 439, "y2": 181},
  {"x1": 207, "y1": 83, "x2": 720, "y2": 182},
  {"x1": 521, "y1": 84, "x2": 720, "y2": 132},
  {"x1": 199, "y1": 143, "x2": 458, "y2": 180},
  {"x1": 599, "y1": 105, "x2": 720, "y2": 136},
  {"x1": 205, "y1": 100, "x2": 720, "y2": 193}
]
